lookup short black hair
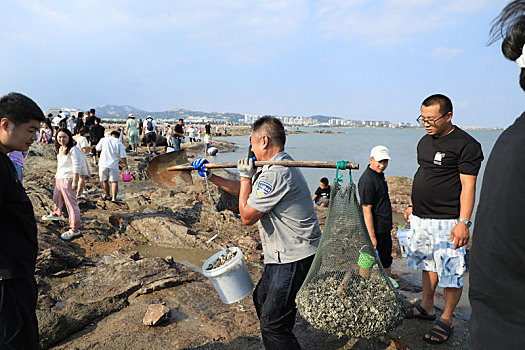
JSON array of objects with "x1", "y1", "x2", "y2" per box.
[
  {"x1": 252, "y1": 116, "x2": 286, "y2": 148},
  {"x1": 80, "y1": 126, "x2": 90, "y2": 135},
  {"x1": 421, "y1": 94, "x2": 453, "y2": 115},
  {"x1": 0, "y1": 92, "x2": 45, "y2": 127},
  {"x1": 110, "y1": 130, "x2": 120, "y2": 138},
  {"x1": 90, "y1": 108, "x2": 96, "y2": 114},
  {"x1": 179, "y1": 118, "x2": 184, "y2": 122},
  {"x1": 95, "y1": 117, "x2": 101, "y2": 123},
  {"x1": 320, "y1": 177, "x2": 329, "y2": 186}
]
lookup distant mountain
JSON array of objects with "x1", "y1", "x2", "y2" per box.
[{"x1": 95, "y1": 105, "x2": 245, "y2": 122}]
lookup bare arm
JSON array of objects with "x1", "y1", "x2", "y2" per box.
[
  {"x1": 362, "y1": 204, "x2": 377, "y2": 248},
  {"x1": 209, "y1": 174, "x2": 241, "y2": 196},
  {"x1": 238, "y1": 177, "x2": 264, "y2": 225},
  {"x1": 450, "y1": 174, "x2": 477, "y2": 249}
]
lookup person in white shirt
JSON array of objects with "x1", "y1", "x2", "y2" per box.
[
  {"x1": 187, "y1": 125, "x2": 196, "y2": 143},
  {"x1": 41, "y1": 128, "x2": 82, "y2": 240},
  {"x1": 143, "y1": 116, "x2": 157, "y2": 155},
  {"x1": 73, "y1": 127, "x2": 93, "y2": 198},
  {"x1": 51, "y1": 114, "x2": 62, "y2": 133},
  {"x1": 96, "y1": 130, "x2": 128, "y2": 202}
]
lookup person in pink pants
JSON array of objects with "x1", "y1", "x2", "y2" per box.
[{"x1": 42, "y1": 128, "x2": 82, "y2": 240}]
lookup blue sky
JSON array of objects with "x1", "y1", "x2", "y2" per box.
[{"x1": 1, "y1": 0, "x2": 522, "y2": 127}]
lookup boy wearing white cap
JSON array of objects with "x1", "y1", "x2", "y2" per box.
[{"x1": 358, "y1": 145, "x2": 393, "y2": 277}]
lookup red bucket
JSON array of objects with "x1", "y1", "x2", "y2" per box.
[{"x1": 122, "y1": 173, "x2": 132, "y2": 182}]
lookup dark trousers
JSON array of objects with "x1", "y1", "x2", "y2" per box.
[
  {"x1": 253, "y1": 255, "x2": 314, "y2": 350},
  {"x1": 0, "y1": 277, "x2": 39, "y2": 350},
  {"x1": 376, "y1": 231, "x2": 393, "y2": 269}
]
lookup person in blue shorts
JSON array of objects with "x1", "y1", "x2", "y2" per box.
[{"x1": 404, "y1": 94, "x2": 483, "y2": 344}]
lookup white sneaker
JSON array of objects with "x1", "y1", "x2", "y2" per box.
[
  {"x1": 83, "y1": 189, "x2": 93, "y2": 194},
  {"x1": 42, "y1": 214, "x2": 62, "y2": 221},
  {"x1": 60, "y1": 229, "x2": 81, "y2": 240},
  {"x1": 76, "y1": 194, "x2": 86, "y2": 199}
]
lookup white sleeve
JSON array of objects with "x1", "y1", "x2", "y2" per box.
[
  {"x1": 95, "y1": 138, "x2": 103, "y2": 151},
  {"x1": 71, "y1": 147, "x2": 82, "y2": 174},
  {"x1": 119, "y1": 141, "x2": 127, "y2": 158}
]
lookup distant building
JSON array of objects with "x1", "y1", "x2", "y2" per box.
[
  {"x1": 44, "y1": 108, "x2": 81, "y2": 118},
  {"x1": 244, "y1": 114, "x2": 260, "y2": 124}
]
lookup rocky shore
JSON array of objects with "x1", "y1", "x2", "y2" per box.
[{"x1": 23, "y1": 140, "x2": 470, "y2": 349}]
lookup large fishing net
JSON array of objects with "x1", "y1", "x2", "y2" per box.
[{"x1": 296, "y1": 165, "x2": 405, "y2": 339}]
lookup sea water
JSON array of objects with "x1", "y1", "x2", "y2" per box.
[
  {"x1": 209, "y1": 127, "x2": 502, "y2": 225},
  {"x1": 212, "y1": 127, "x2": 502, "y2": 193}
]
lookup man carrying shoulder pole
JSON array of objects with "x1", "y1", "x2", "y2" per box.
[{"x1": 192, "y1": 116, "x2": 321, "y2": 349}]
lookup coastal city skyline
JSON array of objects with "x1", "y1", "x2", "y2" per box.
[{"x1": 2, "y1": 1, "x2": 521, "y2": 128}]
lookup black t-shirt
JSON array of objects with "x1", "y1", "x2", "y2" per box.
[
  {"x1": 90, "y1": 124, "x2": 105, "y2": 144},
  {"x1": 0, "y1": 153, "x2": 38, "y2": 279},
  {"x1": 314, "y1": 186, "x2": 330, "y2": 202},
  {"x1": 469, "y1": 113, "x2": 525, "y2": 349},
  {"x1": 412, "y1": 126, "x2": 483, "y2": 219},
  {"x1": 205, "y1": 124, "x2": 211, "y2": 135},
  {"x1": 358, "y1": 166, "x2": 393, "y2": 233},
  {"x1": 84, "y1": 116, "x2": 96, "y2": 127},
  {"x1": 174, "y1": 124, "x2": 184, "y2": 139}
]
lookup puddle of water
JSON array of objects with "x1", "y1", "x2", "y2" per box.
[{"x1": 135, "y1": 245, "x2": 219, "y2": 273}]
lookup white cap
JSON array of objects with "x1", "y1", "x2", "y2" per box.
[{"x1": 370, "y1": 145, "x2": 391, "y2": 161}]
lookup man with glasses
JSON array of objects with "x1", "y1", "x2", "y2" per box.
[{"x1": 403, "y1": 94, "x2": 483, "y2": 344}]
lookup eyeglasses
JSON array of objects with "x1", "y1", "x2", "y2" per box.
[{"x1": 416, "y1": 112, "x2": 450, "y2": 126}]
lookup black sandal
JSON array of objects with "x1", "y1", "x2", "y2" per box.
[
  {"x1": 405, "y1": 303, "x2": 436, "y2": 320},
  {"x1": 423, "y1": 319, "x2": 453, "y2": 344}
]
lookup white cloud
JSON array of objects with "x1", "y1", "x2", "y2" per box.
[
  {"x1": 431, "y1": 47, "x2": 466, "y2": 58},
  {"x1": 3, "y1": 0, "x2": 499, "y2": 61},
  {"x1": 313, "y1": 0, "x2": 500, "y2": 45}
]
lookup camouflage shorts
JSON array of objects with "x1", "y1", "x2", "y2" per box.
[{"x1": 407, "y1": 214, "x2": 466, "y2": 288}]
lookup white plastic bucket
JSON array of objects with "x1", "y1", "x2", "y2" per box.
[
  {"x1": 202, "y1": 247, "x2": 255, "y2": 304},
  {"x1": 397, "y1": 228, "x2": 410, "y2": 258}
]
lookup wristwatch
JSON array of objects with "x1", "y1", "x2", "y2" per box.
[{"x1": 458, "y1": 218, "x2": 472, "y2": 228}]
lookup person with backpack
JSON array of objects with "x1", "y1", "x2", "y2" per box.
[
  {"x1": 89, "y1": 117, "x2": 105, "y2": 165},
  {"x1": 143, "y1": 115, "x2": 157, "y2": 155},
  {"x1": 58, "y1": 112, "x2": 68, "y2": 130}
]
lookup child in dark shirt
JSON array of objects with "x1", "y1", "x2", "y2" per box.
[{"x1": 312, "y1": 177, "x2": 330, "y2": 207}]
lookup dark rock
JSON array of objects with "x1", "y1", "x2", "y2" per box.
[{"x1": 36, "y1": 230, "x2": 84, "y2": 276}]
